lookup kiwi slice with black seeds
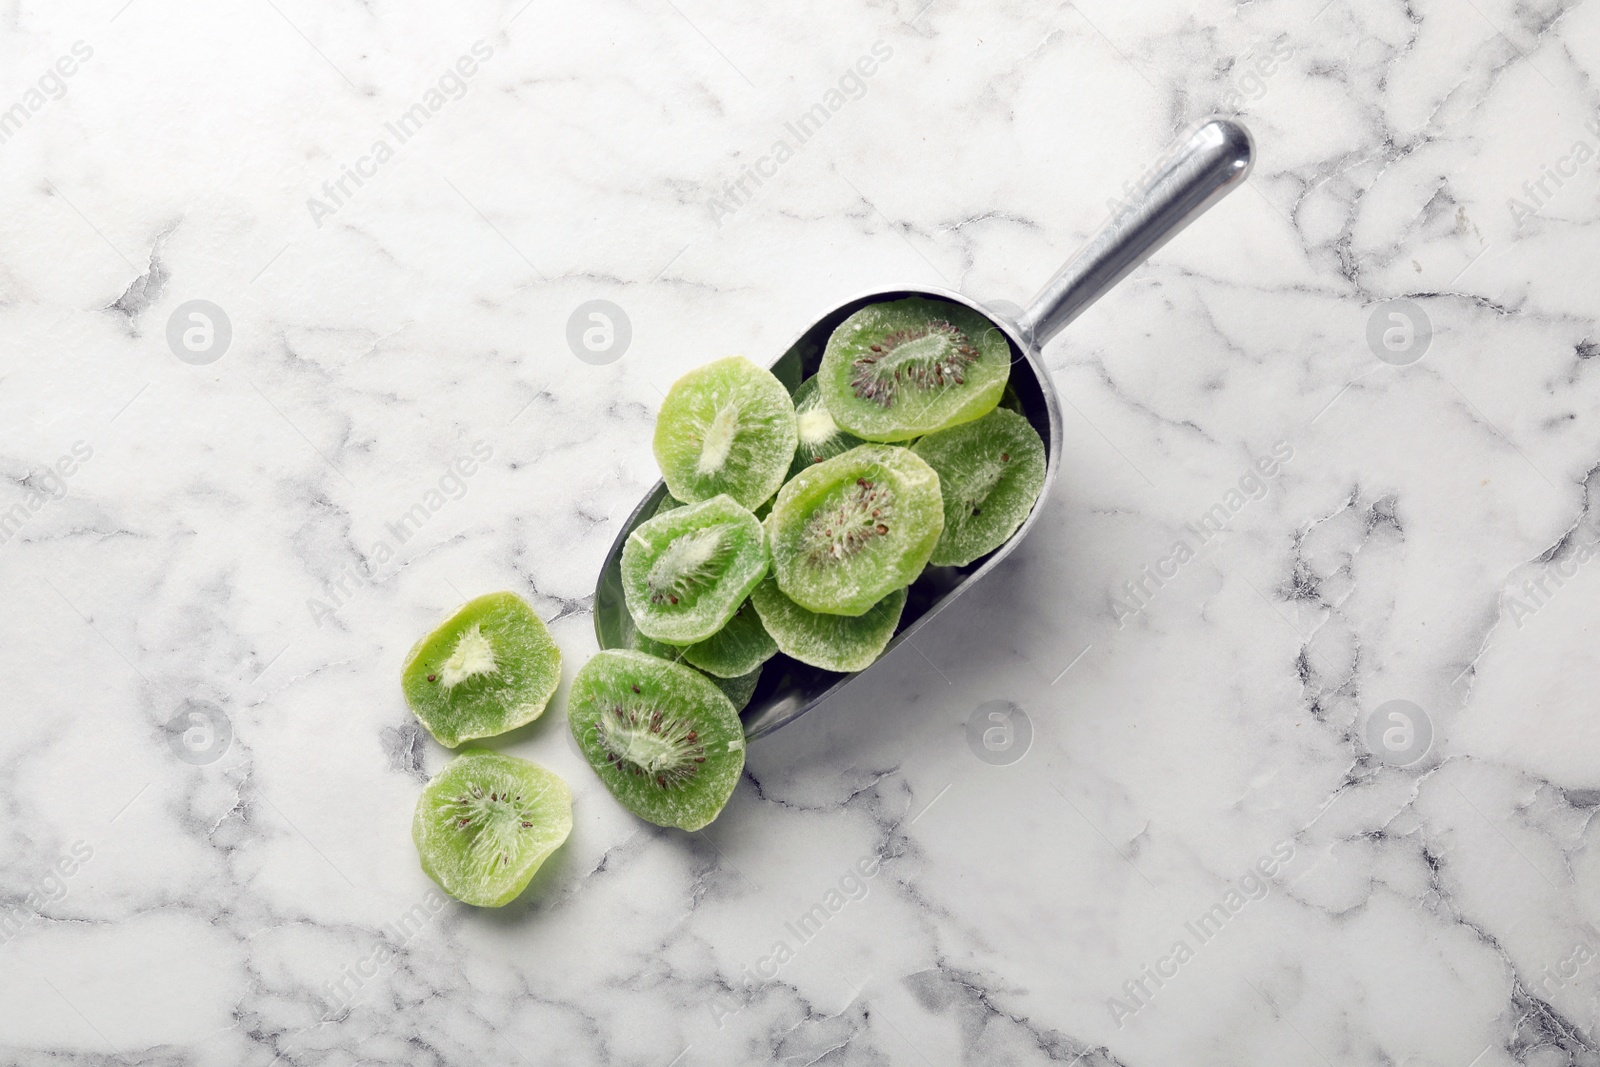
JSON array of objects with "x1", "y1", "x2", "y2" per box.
[
  {"x1": 621, "y1": 494, "x2": 768, "y2": 645},
  {"x1": 568, "y1": 649, "x2": 745, "y2": 830},
  {"x1": 912, "y1": 406, "x2": 1047, "y2": 567},
  {"x1": 412, "y1": 750, "x2": 572, "y2": 907},
  {"x1": 764, "y1": 444, "x2": 943, "y2": 616},
  {"x1": 819, "y1": 297, "x2": 1010, "y2": 443}
]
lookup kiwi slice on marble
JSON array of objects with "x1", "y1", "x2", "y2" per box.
[
  {"x1": 912, "y1": 407, "x2": 1047, "y2": 567},
  {"x1": 568, "y1": 649, "x2": 745, "y2": 830},
  {"x1": 764, "y1": 444, "x2": 943, "y2": 616},
  {"x1": 621, "y1": 494, "x2": 769, "y2": 645},
  {"x1": 401, "y1": 592, "x2": 561, "y2": 748},
  {"x1": 412, "y1": 750, "x2": 572, "y2": 907},
  {"x1": 789, "y1": 375, "x2": 864, "y2": 479},
  {"x1": 654, "y1": 356, "x2": 798, "y2": 510},
  {"x1": 819, "y1": 297, "x2": 1010, "y2": 443},
  {"x1": 683, "y1": 600, "x2": 777, "y2": 678},
  {"x1": 751, "y1": 577, "x2": 906, "y2": 673}
]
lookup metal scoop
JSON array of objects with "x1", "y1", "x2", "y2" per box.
[{"x1": 594, "y1": 119, "x2": 1254, "y2": 739}]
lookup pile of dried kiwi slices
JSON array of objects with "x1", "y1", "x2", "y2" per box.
[
  {"x1": 581, "y1": 297, "x2": 1047, "y2": 829},
  {"x1": 395, "y1": 298, "x2": 1048, "y2": 908}
]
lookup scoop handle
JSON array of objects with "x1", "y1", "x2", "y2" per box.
[{"x1": 1017, "y1": 119, "x2": 1254, "y2": 349}]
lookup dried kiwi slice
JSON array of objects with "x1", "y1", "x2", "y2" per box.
[
  {"x1": 652, "y1": 492, "x2": 686, "y2": 519},
  {"x1": 621, "y1": 494, "x2": 769, "y2": 645},
  {"x1": 912, "y1": 407, "x2": 1047, "y2": 567},
  {"x1": 819, "y1": 297, "x2": 1010, "y2": 442},
  {"x1": 654, "y1": 356, "x2": 798, "y2": 510},
  {"x1": 765, "y1": 444, "x2": 943, "y2": 616},
  {"x1": 751, "y1": 578, "x2": 906, "y2": 673},
  {"x1": 708, "y1": 664, "x2": 762, "y2": 712},
  {"x1": 789, "y1": 375, "x2": 864, "y2": 479},
  {"x1": 569, "y1": 649, "x2": 745, "y2": 830},
  {"x1": 683, "y1": 600, "x2": 777, "y2": 678},
  {"x1": 617, "y1": 604, "x2": 761, "y2": 707},
  {"x1": 401, "y1": 592, "x2": 562, "y2": 748},
  {"x1": 617, "y1": 601, "x2": 686, "y2": 662},
  {"x1": 412, "y1": 750, "x2": 573, "y2": 907},
  {"x1": 611, "y1": 604, "x2": 761, "y2": 703}
]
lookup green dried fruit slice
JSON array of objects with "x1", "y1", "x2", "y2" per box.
[
  {"x1": 764, "y1": 444, "x2": 943, "y2": 616},
  {"x1": 618, "y1": 603, "x2": 685, "y2": 662},
  {"x1": 412, "y1": 750, "x2": 572, "y2": 907},
  {"x1": 621, "y1": 494, "x2": 769, "y2": 645},
  {"x1": 789, "y1": 375, "x2": 865, "y2": 478},
  {"x1": 617, "y1": 605, "x2": 760, "y2": 707},
  {"x1": 912, "y1": 407, "x2": 1047, "y2": 567},
  {"x1": 652, "y1": 492, "x2": 686, "y2": 519},
  {"x1": 682, "y1": 600, "x2": 777, "y2": 678},
  {"x1": 635, "y1": 631, "x2": 682, "y2": 660},
  {"x1": 568, "y1": 649, "x2": 745, "y2": 830},
  {"x1": 708, "y1": 664, "x2": 762, "y2": 712},
  {"x1": 819, "y1": 297, "x2": 1010, "y2": 442},
  {"x1": 654, "y1": 356, "x2": 798, "y2": 510},
  {"x1": 750, "y1": 578, "x2": 906, "y2": 673},
  {"x1": 998, "y1": 382, "x2": 1025, "y2": 415},
  {"x1": 401, "y1": 592, "x2": 562, "y2": 748}
]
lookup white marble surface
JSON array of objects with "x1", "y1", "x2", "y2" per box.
[{"x1": 3, "y1": 0, "x2": 1600, "y2": 1063}]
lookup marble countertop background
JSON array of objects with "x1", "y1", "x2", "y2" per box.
[{"x1": 4, "y1": 0, "x2": 1600, "y2": 1063}]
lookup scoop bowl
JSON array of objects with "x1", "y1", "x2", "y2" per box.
[{"x1": 594, "y1": 118, "x2": 1255, "y2": 739}]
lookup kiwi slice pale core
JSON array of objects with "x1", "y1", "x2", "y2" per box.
[
  {"x1": 764, "y1": 444, "x2": 943, "y2": 616},
  {"x1": 654, "y1": 356, "x2": 798, "y2": 510},
  {"x1": 412, "y1": 750, "x2": 573, "y2": 907},
  {"x1": 401, "y1": 592, "x2": 562, "y2": 748},
  {"x1": 568, "y1": 649, "x2": 745, "y2": 830},
  {"x1": 819, "y1": 297, "x2": 1010, "y2": 443},
  {"x1": 621, "y1": 494, "x2": 769, "y2": 645},
  {"x1": 789, "y1": 375, "x2": 865, "y2": 479}
]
